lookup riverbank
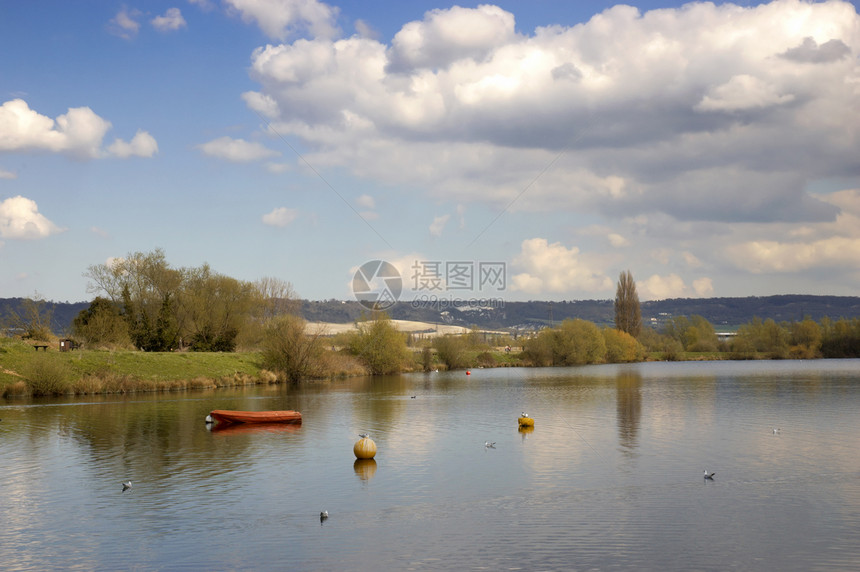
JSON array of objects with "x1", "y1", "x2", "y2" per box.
[{"x1": 0, "y1": 337, "x2": 759, "y2": 398}]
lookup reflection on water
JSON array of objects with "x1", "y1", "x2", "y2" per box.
[
  {"x1": 1, "y1": 360, "x2": 860, "y2": 571},
  {"x1": 616, "y1": 371, "x2": 642, "y2": 456}
]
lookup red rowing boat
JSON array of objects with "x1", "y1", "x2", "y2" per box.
[{"x1": 208, "y1": 410, "x2": 302, "y2": 425}]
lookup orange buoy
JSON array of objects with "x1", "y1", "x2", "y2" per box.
[
  {"x1": 466, "y1": 370, "x2": 471, "y2": 376},
  {"x1": 354, "y1": 436, "x2": 377, "y2": 459}
]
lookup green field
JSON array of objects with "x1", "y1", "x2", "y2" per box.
[{"x1": 0, "y1": 337, "x2": 265, "y2": 396}]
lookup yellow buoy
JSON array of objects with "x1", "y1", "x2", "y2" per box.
[
  {"x1": 518, "y1": 416, "x2": 534, "y2": 428},
  {"x1": 354, "y1": 436, "x2": 377, "y2": 459}
]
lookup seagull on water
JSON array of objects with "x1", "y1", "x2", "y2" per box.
[
  {"x1": 122, "y1": 481, "x2": 132, "y2": 492},
  {"x1": 772, "y1": 427, "x2": 781, "y2": 434},
  {"x1": 703, "y1": 470, "x2": 715, "y2": 480},
  {"x1": 484, "y1": 441, "x2": 496, "y2": 449},
  {"x1": 320, "y1": 510, "x2": 329, "y2": 520},
  {"x1": 520, "y1": 411, "x2": 529, "y2": 418},
  {"x1": 358, "y1": 433, "x2": 369, "y2": 439}
]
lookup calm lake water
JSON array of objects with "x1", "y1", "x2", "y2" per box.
[{"x1": 2, "y1": 360, "x2": 859, "y2": 571}]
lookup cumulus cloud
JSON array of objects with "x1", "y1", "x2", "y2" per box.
[
  {"x1": 224, "y1": 0, "x2": 339, "y2": 40},
  {"x1": 108, "y1": 130, "x2": 159, "y2": 158},
  {"x1": 152, "y1": 8, "x2": 187, "y2": 32},
  {"x1": 0, "y1": 195, "x2": 63, "y2": 239},
  {"x1": 109, "y1": 8, "x2": 141, "y2": 39},
  {"x1": 242, "y1": 0, "x2": 860, "y2": 229},
  {"x1": 511, "y1": 238, "x2": 613, "y2": 295},
  {"x1": 0, "y1": 168, "x2": 16, "y2": 179},
  {"x1": 638, "y1": 273, "x2": 688, "y2": 300},
  {"x1": 0, "y1": 99, "x2": 155, "y2": 160},
  {"x1": 197, "y1": 136, "x2": 279, "y2": 162},
  {"x1": 262, "y1": 206, "x2": 298, "y2": 227},
  {"x1": 695, "y1": 74, "x2": 795, "y2": 113},
  {"x1": 727, "y1": 237, "x2": 860, "y2": 273},
  {"x1": 387, "y1": 5, "x2": 517, "y2": 72}
]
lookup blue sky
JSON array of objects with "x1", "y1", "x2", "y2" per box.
[{"x1": 2, "y1": 0, "x2": 859, "y2": 304}]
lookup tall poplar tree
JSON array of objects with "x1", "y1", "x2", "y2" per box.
[{"x1": 614, "y1": 270, "x2": 642, "y2": 338}]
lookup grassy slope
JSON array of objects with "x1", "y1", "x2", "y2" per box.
[{"x1": 0, "y1": 338, "x2": 262, "y2": 389}]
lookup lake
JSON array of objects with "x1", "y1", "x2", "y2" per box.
[{"x1": 1, "y1": 360, "x2": 859, "y2": 571}]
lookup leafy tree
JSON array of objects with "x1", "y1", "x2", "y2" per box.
[
  {"x1": 663, "y1": 315, "x2": 718, "y2": 352},
  {"x1": 788, "y1": 317, "x2": 822, "y2": 359},
  {"x1": 614, "y1": 270, "x2": 641, "y2": 338},
  {"x1": 86, "y1": 249, "x2": 183, "y2": 351},
  {"x1": 261, "y1": 315, "x2": 327, "y2": 382},
  {"x1": 523, "y1": 319, "x2": 606, "y2": 366},
  {"x1": 732, "y1": 317, "x2": 789, "y2": 358},
  {"x1": 178, "y1": 265, "x2": 255, "y2": 352},
  {"x1": 433, "y1": 334, "x2": 472, "y2": 370},
  {"x1": 602, "y1": 327, "x2": 645, "y2": 363},
  {"x1": 554, "y1": 319, "x2": 606, "y2": 365},
  {"x1": 820, "y1": 317, "x2": 860, "y2": 358},
  {"x1": 72, "y1": 297, "x2": 130, "y2": 347},
  {"x1": 348, "y1": 313, "x2": 409, "y2": 375}
]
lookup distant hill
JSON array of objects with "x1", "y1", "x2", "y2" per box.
[
  {"x1": 0, "y1": 298, "x2": 89, "y2": 335},
  {"x1": 4, "y1": 295, "x2": 860, "y2": 335},
  {"x1": 304, "y1": 295, "x2": 860, "y2": 331}
]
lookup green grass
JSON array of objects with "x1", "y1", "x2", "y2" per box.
[{"x1": 0, "y1": 337, "x2": 264, "y2": 396}]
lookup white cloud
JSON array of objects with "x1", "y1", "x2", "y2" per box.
[
  {"x1": 0, "y1": 99, "x2": 154, "y2": 160},
  {"x1": 429, "y1": 214, "x2": 449, "y2": 237},
  {"x1": 197, "y1": 136, "x2": 279, "y2": 162},
  {"x1": 224, "y1": 0, "x2": 339, "y2": 40},
  {"x1": 262, "y1": 207, "x2": 298, "y2": 227},
  {"x1": 241, "y1": 91, "x2": 280, "y2": 118},
  {"x1": 242, "y1": 1, "x2": 860, "y2": 227},
  {"x1": 387, "y1": 5, "x2": 517, "y2": 72},
  {"x1": 152, "y1": 8, "x2": 187, "y2": 32},
  {"x1": 638, "y1": 274, "x2": 687, "y2": 300},
  {"x1": 0, "y1": 195, "x2": 63, "y2": 239},
  {"x1": 727, "y1": 237, "x2": 860, "y2": 273},
  {"x1": 109, "y1": 8, "x2": 141, "y2": 39},
  {"x1": 511, "y1": 238, "x2": 612, "y2": 295},
  {"x1": 0, "y1": 168, "x2": 17, "y2": 180},
  {"x1": 108, "y1": 130, "x2": 159, "y2": 158},
  {"x1": 90, "y1": 226, "x2": 110, "y2": 238},
  {"x1": 695, "y1": 74, "x2": 794, "y2": 113},
  {"x1": 0, "y1": 99, "x2": 110, "y2": 159},
  {"x1": 638, "y1": 273, "x2": 714, "y2": 300}
]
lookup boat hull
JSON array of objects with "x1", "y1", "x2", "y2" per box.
[{"x1": 209, "y1": 409, "x2": 302, "y2": 425}]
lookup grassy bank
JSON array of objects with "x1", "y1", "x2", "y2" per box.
[{"x1": 0, "y1": 338, "x2": 268, "y2": 397}]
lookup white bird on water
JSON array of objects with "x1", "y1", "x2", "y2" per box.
[
  {"x1": 703, "y1": 470, "x2": 715, "y2": 480},
  {"x1": 320, "y1": 511, "x2": 329, "y2": 520},
  {"x1": 484, "y1": 441, "x2": 496, "y2": 449},
  {"x1": 772, "y1": 427, "x2": 781, "y2": 434},
  {"x1": 122, "y1": 481, "x2": 132, "y2": 492},
  {"x1": 521, "y1": 412, "x2": 529, "y2": 418},
  {"x1": 358, "y1": 433, "x2": 369, "y2": 439}
]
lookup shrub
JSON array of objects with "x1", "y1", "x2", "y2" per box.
[
  {"x1": 23, "y1": 355, "x2": 73, "y2": 396},
  {"x1": 603, "y1": 328, "x2": 645, "y2": 363},
  {"x1": 261, "y1": 315, "x2": 327, "y2": 382},
  {"x1": 348, "y1": 314, "x2": 409, "y2": 375},
  {"x1": 433, "y1": 335, "x2": 472, "y2": 370}
]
